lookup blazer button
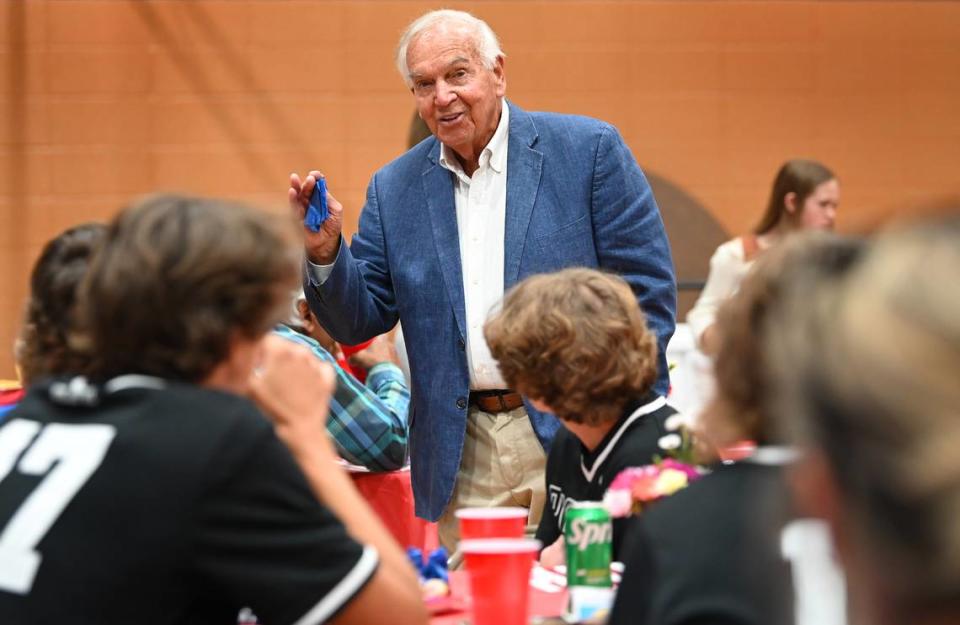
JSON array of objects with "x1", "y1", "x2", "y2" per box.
[
  {"x1": 456, "y1": 396, "x2": 467, "y2": 409},
  {"x1": 457, "y1": 338, "x2": 465, "y2": 350}
]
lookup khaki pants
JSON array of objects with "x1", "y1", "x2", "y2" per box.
[{"x1": 438, "y1": 404, "x2": 547, "y2": 555}]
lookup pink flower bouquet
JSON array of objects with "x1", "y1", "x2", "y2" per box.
[
  {"x1": 603, "y1": 414, "x2": 704, "y2": 518},
  {"x1": 603, "y1": 461, "x2": 702, "y2": 517}
]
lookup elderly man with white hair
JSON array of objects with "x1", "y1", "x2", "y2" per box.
[{"x1": 290, "y1": 9, "x2": 676, "y2": 550}]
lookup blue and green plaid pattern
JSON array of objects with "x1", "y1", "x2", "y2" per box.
[{"x1": 273, "y1": 324, "x2": 410, "y2": 471}]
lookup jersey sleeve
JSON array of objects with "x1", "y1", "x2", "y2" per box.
[
  {"x1": 535, "y1": 445, "x2": 563, "y2": 550},
  {"x1": 192, "y1": 422, "x2": 378, "y2": 625}
]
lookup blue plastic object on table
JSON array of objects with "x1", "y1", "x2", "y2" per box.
[{"x1": 408, "y1": 546, "x2": 450, "y2": 582}]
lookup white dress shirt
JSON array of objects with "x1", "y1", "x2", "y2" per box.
[
  {"x1": 306, "y1": 100, "x2": 511, "y2": 390},
  {"x1": 438, "y1": 100, "x2": 509, "y2": 390}
]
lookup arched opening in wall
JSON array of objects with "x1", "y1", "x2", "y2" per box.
[{"x1": 646, "y1": 172, "x2": 727, "y2": 318}]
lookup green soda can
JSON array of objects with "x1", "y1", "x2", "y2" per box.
[
  {"x1": 564, "y1": 501, "x2": 615, "y2": 621},
  {"x1": 564, "y1": 501, "x2": 612, "y2": 587}
]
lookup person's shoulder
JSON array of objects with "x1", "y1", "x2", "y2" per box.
[
  {"x1": 628, "y1": 462, "x2": 795, "y2": 624},
  {"x1": 375, "y1": 134, "x2": 439, "y2": 178},
  {"x1": 649, "y1": 397, "x2": 678, "y2": 422},
  {"x1": 143, "y1": 381, "x2": 257, "y2": 416},
  {"x1": 644, "y1": 461, "x2": 784, "y2": 534},
  {"x1": 94, "y1": 380, "x2": 272, "y2": 445},
  {"x1": 545, "y1": 425, "x2": 582, "y2": 474},
  {"x1": 714, "y1": 237, "x2": 748, "y2": 260},
  {"x1": 524, "y1": 108, "x2": 615, "y2": 138},
  {"x1": 151, "y1": 384, "x2": 289, "y2": 483},
  {"x1": 271, "y1": 324, "x2": 335, "y2": 363},
  {"x1": 132, "y1": 384, "x2": 274, "y2": 455},
  {"x1": 548, "y1": 425, "x2": 579, "y2": 458},
  {"x1": 16, "y1": 376, "x2": 252, "y2": 421},
  {"x1": 517, "y1": 106, "x2": 631, "y2": 164},
  {"x1": 13, "y1": 377, "x2": 273, "y2": 469},
  {"x1": 619, "y1": 395, "x2": 675, "y2": 437}
]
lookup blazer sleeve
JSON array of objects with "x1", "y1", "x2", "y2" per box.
[
  {"x1": 590, "y1": 125, "x2": 677, "y2": 396},
  {"x1": 305, "y1": 173, "x2": 400, "y2": 345}
]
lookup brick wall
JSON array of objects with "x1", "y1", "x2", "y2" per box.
[{"x1": 1, "y1": 0, "x2": 958, "y2": 377}]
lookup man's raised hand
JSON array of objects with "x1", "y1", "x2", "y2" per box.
[{"x1": 289, "y1": 170, "x2": 344, "y2": 264}]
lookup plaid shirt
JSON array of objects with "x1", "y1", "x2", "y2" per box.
[{"x1": 273, "y1": 325, "x2": 410, "y2": 471}]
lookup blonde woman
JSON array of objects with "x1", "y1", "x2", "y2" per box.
[{"x1": 769, "y1": 214, "x2": 960, "y2": 625}]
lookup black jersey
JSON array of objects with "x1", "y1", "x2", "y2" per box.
[
  {"x1": 0, "y1": 375, "x2": 377, "y2": 625},
  {"x1": 535, "y1": 393, "x2": 676, "y2": 559},
  {"x1": 609, "y1": 447, "x2": 847, "y2": 625}
]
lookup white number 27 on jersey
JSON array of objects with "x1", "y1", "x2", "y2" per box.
[{"x1": 0, "y1": 419, "x2": 116, "y2": 594}]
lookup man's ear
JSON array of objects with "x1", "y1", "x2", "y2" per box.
[{"x1": 493, "y1": 55, "x2": 506, "y2": 97}]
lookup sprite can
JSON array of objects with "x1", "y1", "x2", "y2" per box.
[
  {"x1": 564, "y1": 501, "x2": 614, "y2": 622},
  {"x1": 564, "y1": 501, "x2": 612, "y2": 587}
]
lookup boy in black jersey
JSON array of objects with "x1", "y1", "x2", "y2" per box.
[
  {"x1": 0, "y1": 195, "x2": 426, "y2": 625},
  {"x1": 484, "y1": 268, "x2": 676, "y2": 565}
]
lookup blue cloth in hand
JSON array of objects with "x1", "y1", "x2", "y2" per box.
[{"x1": 304, "y1": 177, "x2": 328, "y2": 232}]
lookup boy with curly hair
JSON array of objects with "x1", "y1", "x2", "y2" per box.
[{"x1": 485, "y1": 267, "x2": 677, "y2": 564}]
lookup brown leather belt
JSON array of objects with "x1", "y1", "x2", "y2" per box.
[{"x1": 469, "y1": 390, "x2": 525, "y2": 413}]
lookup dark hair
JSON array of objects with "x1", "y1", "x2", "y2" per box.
[
  {"x1": 17, "y1": 223, "x2": 107, "y2": 384},
  {"x1": 80, "y1": 194, "x2": 298, "y2": 382},
  {"x1": 707, "y1": 231, "x2": 865, "y2": 446},
  {"x1": 485, "y1": 268, "x2": 657, "y2": 425},
  {"x1": 754, "y1": 159, "x2": 836, "y2": 235}
]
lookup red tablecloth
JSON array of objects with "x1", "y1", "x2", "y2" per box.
[
  {"x1": 0, "y1": 386, "x2": 23, "y2": 407},
  {"x1": 429, "y1": 570, "x2": 567, "y2": 624},
  {"x1": 349, "y1": 469, "x2": 437, "y2": 552}
]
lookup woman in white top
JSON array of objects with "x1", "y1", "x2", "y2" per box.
[{"x1": 687, "y1": 159, "x2": 839, "y2": 354}]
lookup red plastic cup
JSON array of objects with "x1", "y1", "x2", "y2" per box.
[
  {"x1": 455, "y1": 507, "x2": 528, "y2": 541},
  {"x1": 461, "y1": 538, "x2": 541, "y2": 625}
]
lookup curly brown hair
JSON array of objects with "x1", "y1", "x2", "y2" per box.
[
  {"x1": 17, "y1": 223, "x2": 107, "y2": 384},
  {"x1": 484, "y1": 268, "x2": 657, "y2": 425},
  {"x1": 79, "y1": 194, "x2": 299, "y2": 383}
]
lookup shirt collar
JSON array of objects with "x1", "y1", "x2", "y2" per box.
[
  {"x1": 739, "y1": 445, "x2": 800, "y2": 466},
  {"x1": 579, "y1": 393, "x2": 668, "y2": 482},
  {"x1": 439, "y1": 98, "x2": 509, "y2": 178}
]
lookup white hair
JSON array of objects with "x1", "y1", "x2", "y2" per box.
[{"x1": 395, "y1": 9, "x2": 505, "y2": 88}]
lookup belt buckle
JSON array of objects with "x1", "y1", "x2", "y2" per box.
[{"x1": 472, "y1": 390, "x2": 520, "y2": 412}]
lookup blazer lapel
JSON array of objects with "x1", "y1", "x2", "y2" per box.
[
  {"x1": 503, "y1": 103, "x2": 543, "y2": 289},
  {"x1": 422, "y1": 144, "x2": 467, "y2": 339}
]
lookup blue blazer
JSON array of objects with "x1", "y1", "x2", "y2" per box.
[{"x1": 306, "y1": 102, "x2": 676, "y2": 521}]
